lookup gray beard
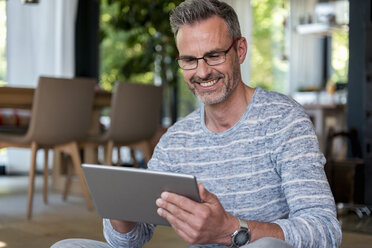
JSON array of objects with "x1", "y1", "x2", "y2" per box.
[{"x1": 194, "y1": 67, "x2": 240, "y2": 105}]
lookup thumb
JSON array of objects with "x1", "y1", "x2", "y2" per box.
[{"x1": 198, "y1": 183, "x2": 215, "y2": 203}]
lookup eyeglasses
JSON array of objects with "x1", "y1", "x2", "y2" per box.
[{"x1": 177, "y1": 38, "x2": 241, "y2": 70}]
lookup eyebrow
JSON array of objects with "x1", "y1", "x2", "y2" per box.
[{"x1": 179, "y1": 48, "x2": 226, "y2": 59}]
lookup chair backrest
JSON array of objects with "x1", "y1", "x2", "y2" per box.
[
  {"x1": 325, "y1": 127, "x2": 362, "y2": 161},
  {"x1": 25, "y1": 76, "x2": 95, "y2": 146},
  {"x1": 107, "y1": 82, "x2": 163, "y2": 144}
]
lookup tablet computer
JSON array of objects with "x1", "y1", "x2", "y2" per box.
[{"x1": 82, "y1": 163, "x2": 201, "y2": 226}]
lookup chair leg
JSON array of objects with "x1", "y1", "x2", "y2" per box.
[
  {"x1": 142, "y1": 140, "x2": 153, "y2": 164},
  {"x1": 27, "y1": 142, "x2": 38, "y2": 219},
  {"x1": 61, "y1": 142, "x2": 93, "y2": 210},
  {"x1": 105, "y1": 140, "x2": 114, "y2": 165},
  {"x1": 43, "y1": 148, "x2": 49, "y2": 204},
  {"x1": 62, "y1": 158, "x2": 73, "y2": 201},
  {"x1": 129, "y1": 147, "x2": 139, "y2": 168},
  {"x1": 130, "y1": 140, "x2": 152, "y2": 168},
  {"x1": 116, "y1": 146, "x2": 121, "y2": 166}
]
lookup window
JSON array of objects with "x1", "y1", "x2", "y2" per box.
[
  {"x1": 250, "y1": 0, "x2": 289, "y2": 93},
  {"x1": 0, "y1": 0, "x2": 6, "y2": 85},
  {"x1": 331, "y1": 28, "x2": 349, "y2": 85},
  {"x1": 0, "y1": 1, "x2": 6, "y2": 171}
]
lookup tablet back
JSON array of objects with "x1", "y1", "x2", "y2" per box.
[{"x1": 82, "y1": 164, "x2": 200, "y2": 226}]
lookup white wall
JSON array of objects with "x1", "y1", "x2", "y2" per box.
[
  {"x1": 6, "y1": 0, "x2": 78, "y2": 87},
  {"x1": 5, "y1": 0, "x2": 78, "y2": 173},
  {"x1": 288, "y1": 0, "x2": 325, "y2": 95},
  {"x1": 223, "y1": 0, "x2": 252, "y2": 85}
]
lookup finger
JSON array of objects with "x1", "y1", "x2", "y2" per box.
[
  {"x1": 156, "y1": 197, "x2": 194, "y2": 223},
  {"x1": 157, "y1": 206, "x2": 189, "y2": 228},
  {"x1": 156, "y1": 197, "x2": 206, "y2": 236},
  {"x1": 157, "y1": 207, "x2": 202, "y2": 244},
  {"x1": 160, "y1": 191, "x2": 200, "y2": 214}
]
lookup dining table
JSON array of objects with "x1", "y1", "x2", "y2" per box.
[{"x1": 0, "y1": 85, "x2": 111, "y2": 109}]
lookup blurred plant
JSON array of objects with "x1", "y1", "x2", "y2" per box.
[
  {"x1": 250, "y1": 0, "x2": 289, "y2": 93},
  {"x1": 331, "y1": 30, "x2": 348, "y2": 84},
  {"x1": 100, "y1": 0, "x2": 185, "y2": 122}
]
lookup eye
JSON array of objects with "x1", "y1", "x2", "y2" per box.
[
  {"x1": 207, "y1": 53, "x2": 220, "y2": 58},
  {"x1": 205, "y1": 53, "x2": 222, "y2": 60},
  {"x1": 180, "y1": 57, "x2": 196, "y2": 63}
]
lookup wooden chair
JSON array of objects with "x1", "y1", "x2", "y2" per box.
[
  {"x1": 0, "y1": 76, "x2": 95, "y2": 218},
  {"x1": 84, "y1": 82, "x2": 163, "y2": 166}
]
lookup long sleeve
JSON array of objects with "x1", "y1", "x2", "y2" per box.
[
  {"x1": 269, "y1": 104, "x2": 342, "y2": 247},
  {"x1": 103, "y1": 219, "x2": 155, "y2": 248}
]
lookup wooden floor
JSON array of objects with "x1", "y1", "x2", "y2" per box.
[
  {"x1": 0, "y1": 175, "x2": 371, "y2": 248},
  {"x1": 0, "y1": 175, "x2": 188, "y2": 248}
]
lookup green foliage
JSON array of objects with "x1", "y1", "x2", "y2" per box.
[
  {"x1": 250, "y1": 0, "x2": 288, "y2": 93},
  {"x1": 331, "y1": 30, "x2": 348, "y2": 84},
  {"x1": 100, "y1": 0, "x2": 182, "y2": 91},
  {"x1": 100, "y1": 0, "x2": 197, "y2": 121}
]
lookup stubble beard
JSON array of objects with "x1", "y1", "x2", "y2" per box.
[{"x1": 187, "y1": 65, "x2": 240, "y2": 105}]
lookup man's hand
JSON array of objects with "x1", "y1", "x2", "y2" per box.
[{"x1": 156, "y1": 183, "x2": 238, "y2": 245}]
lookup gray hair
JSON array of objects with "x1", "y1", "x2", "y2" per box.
[{"x1": 170, "y1": 0, "x2": 241, "y2": 41}]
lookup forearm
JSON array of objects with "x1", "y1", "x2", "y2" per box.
[
  {"x1": 218, "y1": 216, "x2": 284, "y2": 246},
  {"x1": 248, "y1": 221, "x2": 284, "y2": 242}
]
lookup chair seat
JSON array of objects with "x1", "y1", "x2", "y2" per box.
[{"x1": 0, "y1": 132, "x2": 31, "y2": 146}]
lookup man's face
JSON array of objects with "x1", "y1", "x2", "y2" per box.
[{"x1": 176, "y1": 16, "x2": 242, "y2": 105}]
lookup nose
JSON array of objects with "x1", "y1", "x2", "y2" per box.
[{"x1": 195, "y1": 58, "x2": 212, "y2": 79}]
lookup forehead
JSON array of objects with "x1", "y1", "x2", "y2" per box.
[{"x1": 176, "y1": 16, "x2": 231, "y2": 56}]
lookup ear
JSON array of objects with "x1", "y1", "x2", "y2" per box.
[{"x1": 237, "y1": 37, "x2": 248, "y2": 64}]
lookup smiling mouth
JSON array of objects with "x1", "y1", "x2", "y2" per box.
[{"x1": 199, "y1": 79, "x2": 217, "y2": 87}]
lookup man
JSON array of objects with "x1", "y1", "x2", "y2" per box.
[{"x1": 52, "y1": 0, "x2": 342, "y2": 247}]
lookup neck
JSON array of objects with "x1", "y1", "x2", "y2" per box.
[{"x1": 204, "y1": 82, "x2": 254, "y2": 133}]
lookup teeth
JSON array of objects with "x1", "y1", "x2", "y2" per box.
[{"x1": 200, "y1": 80, "x2": 217, "y2": 87}]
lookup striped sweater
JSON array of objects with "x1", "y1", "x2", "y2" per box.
[{"x1": 103, "y1": 88, "x2": 342, "y2": 248}]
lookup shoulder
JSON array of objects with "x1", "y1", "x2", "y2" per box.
[
  {"x1": 253, "y1": 88, "x2": 303, "y2": 111},
  {"x1": 252, "y1": 88, "x2": 307, "y2": 120}
]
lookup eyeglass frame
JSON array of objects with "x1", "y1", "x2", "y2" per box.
[{"x1": 176, "y1": 37, "x2": 241, "y2": 70}]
